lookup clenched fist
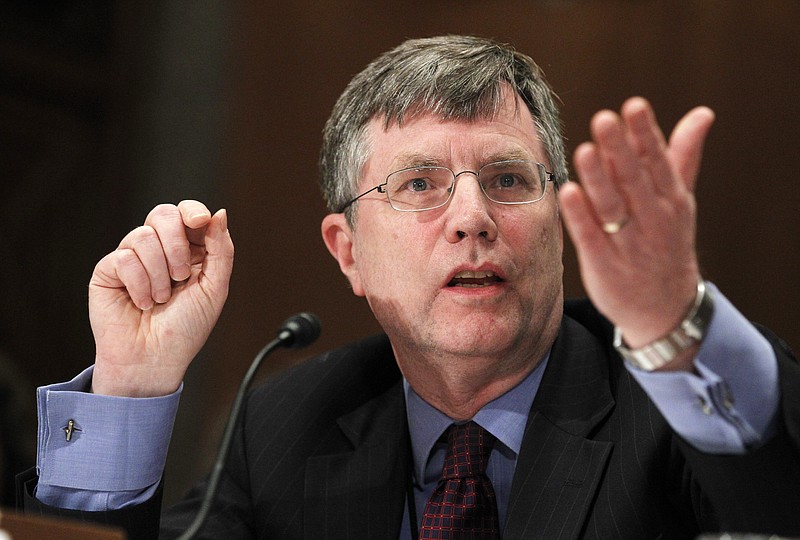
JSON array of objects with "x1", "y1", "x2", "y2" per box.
[{"x1": 89, "y1": 200, "x2": 234, "y2": 397}]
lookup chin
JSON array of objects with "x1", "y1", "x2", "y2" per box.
[{"x1": 423, "y1": 318, "x2": 530, "y2": 358}]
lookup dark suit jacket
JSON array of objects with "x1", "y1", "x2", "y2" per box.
[{"x1": 21, "y1": 300, "x2": 800, "y2": 539}]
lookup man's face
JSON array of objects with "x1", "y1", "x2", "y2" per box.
[{"x1": 323, "y1": 89, "x2": 564, "y2": 368}]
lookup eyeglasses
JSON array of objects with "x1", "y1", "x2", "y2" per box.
[{"x1": 337, "y1": 160, "x2": 554, "y2": 213}]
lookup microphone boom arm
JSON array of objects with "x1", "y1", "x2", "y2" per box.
[{"x1": 178, "y1": 312, "x2": 321, "y2": 540}]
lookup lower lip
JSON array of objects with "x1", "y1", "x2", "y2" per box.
[{"x1": 443, "y1": 281, "x2": 506, "y2": 296}]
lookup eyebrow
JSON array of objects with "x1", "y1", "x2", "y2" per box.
[
  {"x1": 389, "y1": 152, "x2": 441, "y2": 170},
  {"x1": 389, "y1": 149, "x2": 537, "y2": 171},
  {"x1": 484, "y1": 150, "x2": 536, "y2": 163}
]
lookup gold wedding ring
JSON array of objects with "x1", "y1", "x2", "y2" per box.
[{"x1": 602, "y1": 217, "x2": 629, "y2": 234}]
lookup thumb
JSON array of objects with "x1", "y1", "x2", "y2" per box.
[
  {"x1": 199, "y1": 209, "x2": 234, "y2": 292},
  {"x1": 668, "y1": 106, "x2": 716, "y2": 191}
]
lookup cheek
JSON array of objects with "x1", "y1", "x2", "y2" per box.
[
  {"x1": 539, "y1": 218, "x2": 563, "y2": 259},
  {"x1": 354, "y1": 227, "x2": 415, "y2": 295},
  {"x1": 508, "y1": 210, "x2": 563, "y2": 284},
  {"x1": 537, "y1": 212, "x2": 563, "y2": 264},
  {"x1": 508, "y1": 202, "x2": 558, "y2": 240}
]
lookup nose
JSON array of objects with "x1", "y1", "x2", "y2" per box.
[{"x1": 444, "y1": 172, "x2": 498, "y2": 243}]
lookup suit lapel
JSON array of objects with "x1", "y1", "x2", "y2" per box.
[
  {"x1": 303, "y1": 378, "x2": 410, "y2": 540},
  {"x1": 300, "y1": 307, "x2": 617, "y2": 540},
  {"x1": 504, "y1": 316, "x2": 615, "y2": 540}
]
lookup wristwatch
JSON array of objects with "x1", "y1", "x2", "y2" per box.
[{"x1": 613, "y1": 280, "x2": 715, "y2": 371}]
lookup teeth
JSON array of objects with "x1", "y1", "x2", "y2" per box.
[
  {"x1": 448, "y1": 270, "x2": 501, "y2": 288},
  {"x1": 453, "y1": 270, "x2": 496, "y2": 279}
]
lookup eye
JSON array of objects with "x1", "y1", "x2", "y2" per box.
[
  {"x1": 497, "y1": 173, "x2": 519, "y2": 188},
  {"x1": 409, "y1": 178, "x2": 430, "y2": 192},
  {"x1": 387, "y1": 167, "x2": 450, "y2": 201},
  {"x1": 488, "y1": 172, "x2": 528, "y2": 190}
]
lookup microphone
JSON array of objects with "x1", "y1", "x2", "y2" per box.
[
  {"x1": 178, "y1": 312, "x2": 321, "y2": 540},
  {"x1": 277, "y1": 311, "x2": 322, "y2": 349}
]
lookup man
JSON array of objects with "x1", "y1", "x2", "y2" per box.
[{"x1": 21, "y1": 35, "x2": 800, "y2": 539}]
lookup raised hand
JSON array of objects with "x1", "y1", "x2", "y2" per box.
[
  {"x1": 88, "y1": 200, "x2": 234, "y2": 397},
  {"x1": 559, "y1": 97, "x2": 715, "y2": 353}
]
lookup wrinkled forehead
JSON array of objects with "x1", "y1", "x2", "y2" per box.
[
  {"x1": 377, "y1": 82, "x2": 529, "y2": 132},
  {"x1": 362, "y1": 88, "x2": 545, "y2": 174}
]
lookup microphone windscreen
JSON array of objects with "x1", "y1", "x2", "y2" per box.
[{"x1": 279, "y1": 312, "x2": 322, "y2": 349}]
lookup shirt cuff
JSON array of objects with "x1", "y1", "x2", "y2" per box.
[
  {"x1": 627, "y1": 282, "x2": 779, "y2": 454},
  {"x1": 36, "y1": 366, "x2": 181, "y2": 491}
]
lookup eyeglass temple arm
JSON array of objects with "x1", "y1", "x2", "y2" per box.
[
  {"x1": 336, "y1": 183, "x2": 387, "y2": 213},
  {"x1": 545, "y1": 171, "x2": 559, "y2": 190}
]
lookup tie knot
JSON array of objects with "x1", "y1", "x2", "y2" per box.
[{"x1": 442, "y1": 421, "x2": 495, "y2": 480}]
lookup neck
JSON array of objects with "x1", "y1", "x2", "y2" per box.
[{"x1": 395, "y1": 331, "x2": 555, "y2": 421}]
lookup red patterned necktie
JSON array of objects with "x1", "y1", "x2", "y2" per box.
[{"x1": 419, "y1": 421, "x2": 501, "y2": 539}]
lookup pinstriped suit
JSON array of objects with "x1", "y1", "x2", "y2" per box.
[{"x1": 22, "y1": 299, "x2": 800, "y2": 538}]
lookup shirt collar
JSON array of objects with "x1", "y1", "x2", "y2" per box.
[{"x1": 403, "y1": 352, "x2": 550, "y2": 485}]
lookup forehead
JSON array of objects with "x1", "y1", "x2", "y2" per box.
[{"x1": 362, "y1": 90, "x2": 545, "y2": 179}]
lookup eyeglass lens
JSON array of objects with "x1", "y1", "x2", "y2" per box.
[{"x1": 385, "y1": 160, "x2": 546, "y2": 211}]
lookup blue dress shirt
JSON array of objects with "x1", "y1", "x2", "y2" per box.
[
  {"x1": 399, "y1": 353, "x2": 548, "y2": 538},
  {"x1": 35, "y1": 283, "x2": 780, "y2": 525}
]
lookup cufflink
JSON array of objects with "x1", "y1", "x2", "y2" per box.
[{"x1": 63, "y1": 419, "x2": 82, "y2": 441}]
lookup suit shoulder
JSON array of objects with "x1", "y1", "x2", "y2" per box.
[
  {"x1": 563, "y1": 297, "x2": 614, "y2": 345},
  {"x1": 245, "y1": 333, "x2": 400, "y2": 422}
]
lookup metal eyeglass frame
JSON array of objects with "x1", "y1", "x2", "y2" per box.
[{"x1": 336, "y1": 160, "x2": 555, "y2": 214}]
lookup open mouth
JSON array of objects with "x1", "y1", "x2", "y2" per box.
[{"x1": 447, "y1": 270, "x2": 503, "y2": 288}]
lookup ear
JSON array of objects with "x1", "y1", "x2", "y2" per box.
[{"x1": 321, "y1": 213, "x2": 365, "y2": 297}]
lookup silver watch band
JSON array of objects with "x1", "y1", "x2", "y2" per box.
[{"x1": 613, "y1": 280, "x2": 715, "y2": 371}]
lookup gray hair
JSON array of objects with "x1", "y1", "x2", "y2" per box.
[{"x1": 319, "y1": 35, "x2": 568, "y2": 224}]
